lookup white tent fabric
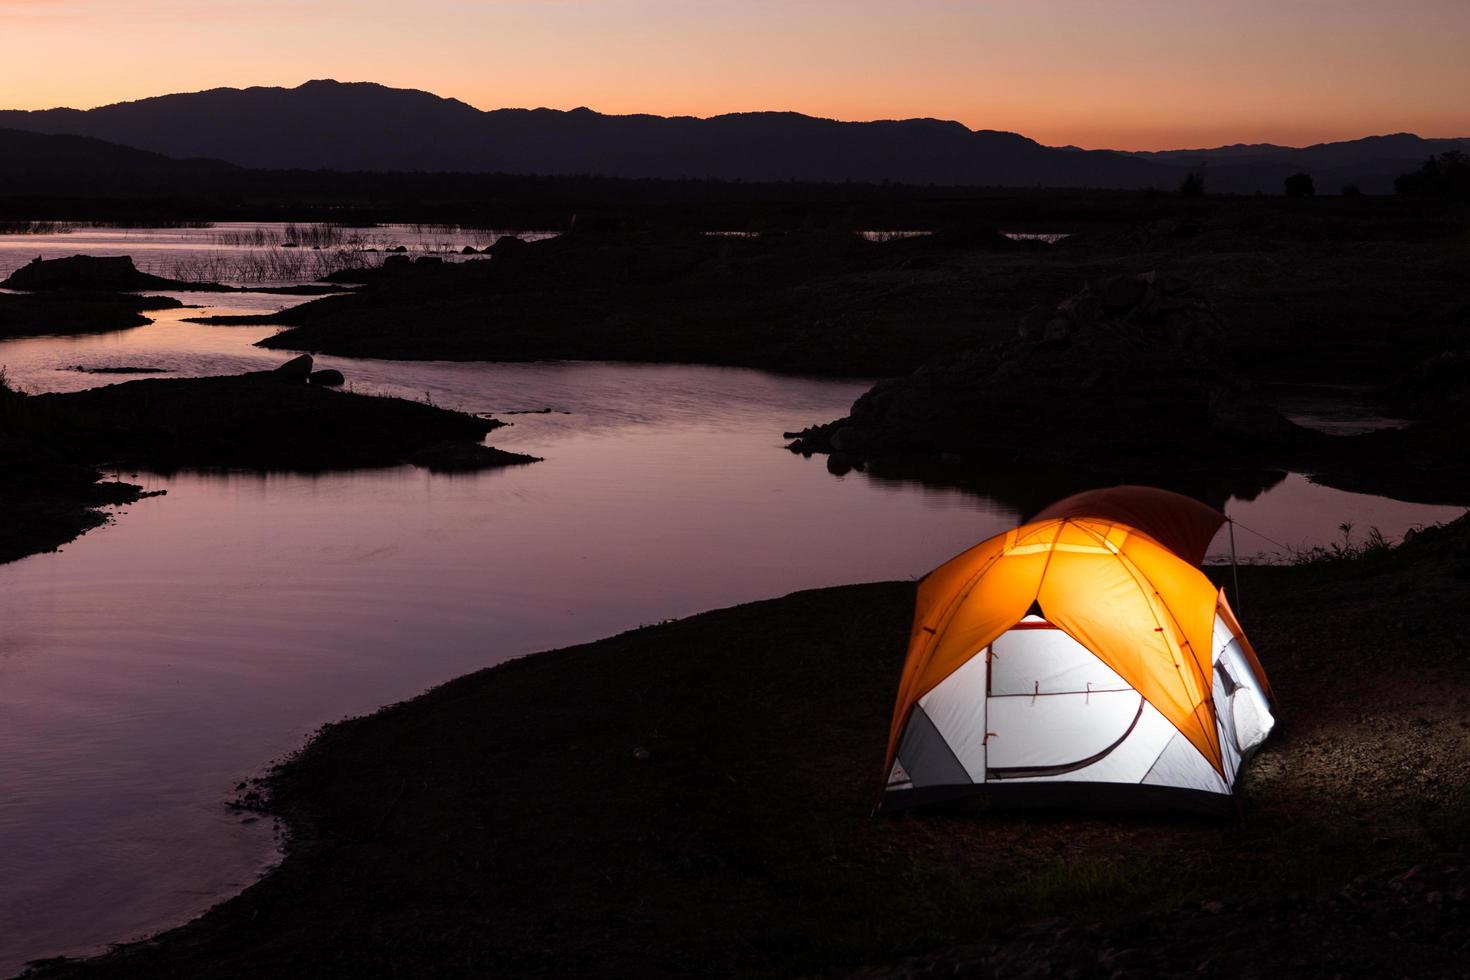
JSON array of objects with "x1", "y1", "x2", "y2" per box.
[{"x1": 886, "y1": 612, "x2": 1274, "y2": 807}]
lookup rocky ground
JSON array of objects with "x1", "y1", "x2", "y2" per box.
[
  {"x1": 784, "y1": 270, "x2": 1322, "y2": 509},
  {"x1": 177, "y1": 197, "x2": 1470, "y2": 508},
  {"x1": 0, "y1": 355, "x2": 537, "y2": 564},
  {"x1": 194, "y1": 226, "x2": 1075, "y2": 377},
  {"x1": 786, "y1": 266, "x2": 1470, "y2": 509},
  {"x1": 22, "y1": 514, "x2": 1470, "y2": 979}
]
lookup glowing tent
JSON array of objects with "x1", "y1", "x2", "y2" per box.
[{"x1": 881, "y1": 487, "x2": 1275, "y2": 812}]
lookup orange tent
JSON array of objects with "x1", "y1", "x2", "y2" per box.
[{"x1": 881, "y1": 487, "x2": 1274, "y2": 811}]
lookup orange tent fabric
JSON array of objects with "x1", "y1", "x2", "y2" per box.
[
  {"x1": 884, "y1": 516, "x2": 1227, "y2": 782},
  {"x1": 1032, "y1": 486, "x2": 1226, "y2": 566}
]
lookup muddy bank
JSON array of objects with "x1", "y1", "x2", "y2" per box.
[
  {"x1": 23, "y1": 515, "x2": 1470, "y2": 978},
  {"x1": 0, "y1": 359, "x2": 537, "y2": 564}
]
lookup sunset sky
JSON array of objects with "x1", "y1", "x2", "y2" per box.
[{"x1": 4, "y1": 0, "x2": 1468, "y2": 150}]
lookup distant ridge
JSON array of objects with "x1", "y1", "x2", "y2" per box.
[
  {"x1": 0, "y1": 80, "x2": 1172, "y2": 188},
  {"x1": 0, "y1": 80, "x2": 1464, "y2": 192},
  {"x1": 0, "y1": 128, "x2": 235, "y2": 177},
  {"x1": 1129, "y1": 133, "x2": 1470, "y2": 193}
]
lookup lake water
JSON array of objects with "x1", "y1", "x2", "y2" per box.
[
  {"x1": 0, "y1": 222, "x2": 553, "y2": 285},
  {"x1": 0, "y1": 244, "x2": 1464, "y2": 972}
]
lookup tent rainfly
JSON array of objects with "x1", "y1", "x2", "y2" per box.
[{"x1": 881, "y1": 486, "x2": 1275, "y2": 813}]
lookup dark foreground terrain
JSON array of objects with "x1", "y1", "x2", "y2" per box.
[
  {"x1": 0, "y1": 360, "x2": 535, "y2": 564},
  {"x1": 24, "y1": 514, "x2": 1470, "y2": 979}
]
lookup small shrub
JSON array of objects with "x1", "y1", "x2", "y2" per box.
[
  {"x1": 1288, "y1": 521, "x2": 1392, "y2": 565},
  {"x1": 1284, "y1": 172, "x2": 1316, "y2": 198},
  {"x1": 1179, "y1": 169, "x2": 1207, "y2": 198}
]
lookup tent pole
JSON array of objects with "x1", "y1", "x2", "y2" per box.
[{"x1": 1228, "y1": 518, "x2": 1242, "y2": 620}]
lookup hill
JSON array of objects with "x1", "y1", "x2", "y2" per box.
[
  {"x1": 1130, "y1": 133, "x2": 1470, "y2": 194},
  {"x1": 2, "y1": 81, "x2": 1464, "y2": 193},
  {"x1": 0, "y1": 80, "x2": 1173, "y2": 188},
  {"x1": 0, "y1": 128, "x2": 234, "y2": 179}
]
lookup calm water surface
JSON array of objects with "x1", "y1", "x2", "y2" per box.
[
  {"x1": 0, "y1": 281, "x2": 1463, "y2": 972},
  {"x1": 0, "y1": 221, "x2": 551, "y2": 285}
]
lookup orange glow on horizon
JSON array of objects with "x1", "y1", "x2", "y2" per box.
[{"x1": 3, "y1": 0, "x2": 1468, "y2": 152}]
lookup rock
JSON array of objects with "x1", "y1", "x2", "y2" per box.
[
  {"x1": 1208, "y1": 391, "x2": 1316, "y2": 447},
  {"x1": 489, "y1": 236, "x2": 530, "y2": 259},
  {"x1": 829, "y1": 426, "x2": 867, "y2": 454},
  {"x1": 274, "y1": 354, "x2": 314, "y2": 380},
  {"x1": 1101, "y1": 275, "x2": 1149, "y2": 313},
  {"x1": 308, "y1": 369, "x2": 345, "y2": 387},
  {"x1": 460, "y1": 246, "x2": 480, "y2": 255}
]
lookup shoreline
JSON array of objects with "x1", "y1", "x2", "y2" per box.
[
  {"x1": 22, "y1": 515, "x2": 1470, "y2": 978},
  {"x1": 0, "y1": 359, "x2": 538, "y2": 566}
]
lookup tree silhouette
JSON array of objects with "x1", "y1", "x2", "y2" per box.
[
  {"x1": 1284, "y1": 172, "x2": 1315, "y2": 198},
  {"x1": 1395, "y1": 152, "x2": 1470, "y2": 198}
]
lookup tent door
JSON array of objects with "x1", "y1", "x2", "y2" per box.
[{"x1": 984, "y1": 692, "x2": 1146, "y2": 780}]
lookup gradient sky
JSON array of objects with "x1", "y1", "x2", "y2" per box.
[{"x1": 4, "y1": 0, "x2": 1468, "y2": 149}]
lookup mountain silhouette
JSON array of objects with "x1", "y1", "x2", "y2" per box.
[
  {"x1": 0, "y1": 128, "x2": 234, "y2": 178},
  {"x1": 1130, "y1": 133, "x2": 1470, "y2": 193},
  {"x1": 0, "y1": 80, "x2": 1171, "y2": 187},
  {"x1": 1, "y1": 80, "x2": 1464, "y2": 192}
]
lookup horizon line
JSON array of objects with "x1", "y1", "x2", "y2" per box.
[{"x1": 8, "y1": 78, "x2": 1470, "y2": 155}]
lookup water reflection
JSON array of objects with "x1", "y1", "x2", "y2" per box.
[
  {"x1": 0, "y1": 222, "x2": 556, "y2": 284},
  {"x1": 0, "y1": 350, "x2": 1011, "y2": 971}
]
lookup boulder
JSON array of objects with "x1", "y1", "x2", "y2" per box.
[
  {"x1": 489, "y1": 236, "x2": 530, "y2": 259},
  {"x1": 308, "y1": 369, "x2": 345, "y2": 387},
  {"x1": 274, "y1": 354, "x2": 314, "y2": 380},
  {"x1": 829, "y1": 426, "x2": 867, "y2": 454}
]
